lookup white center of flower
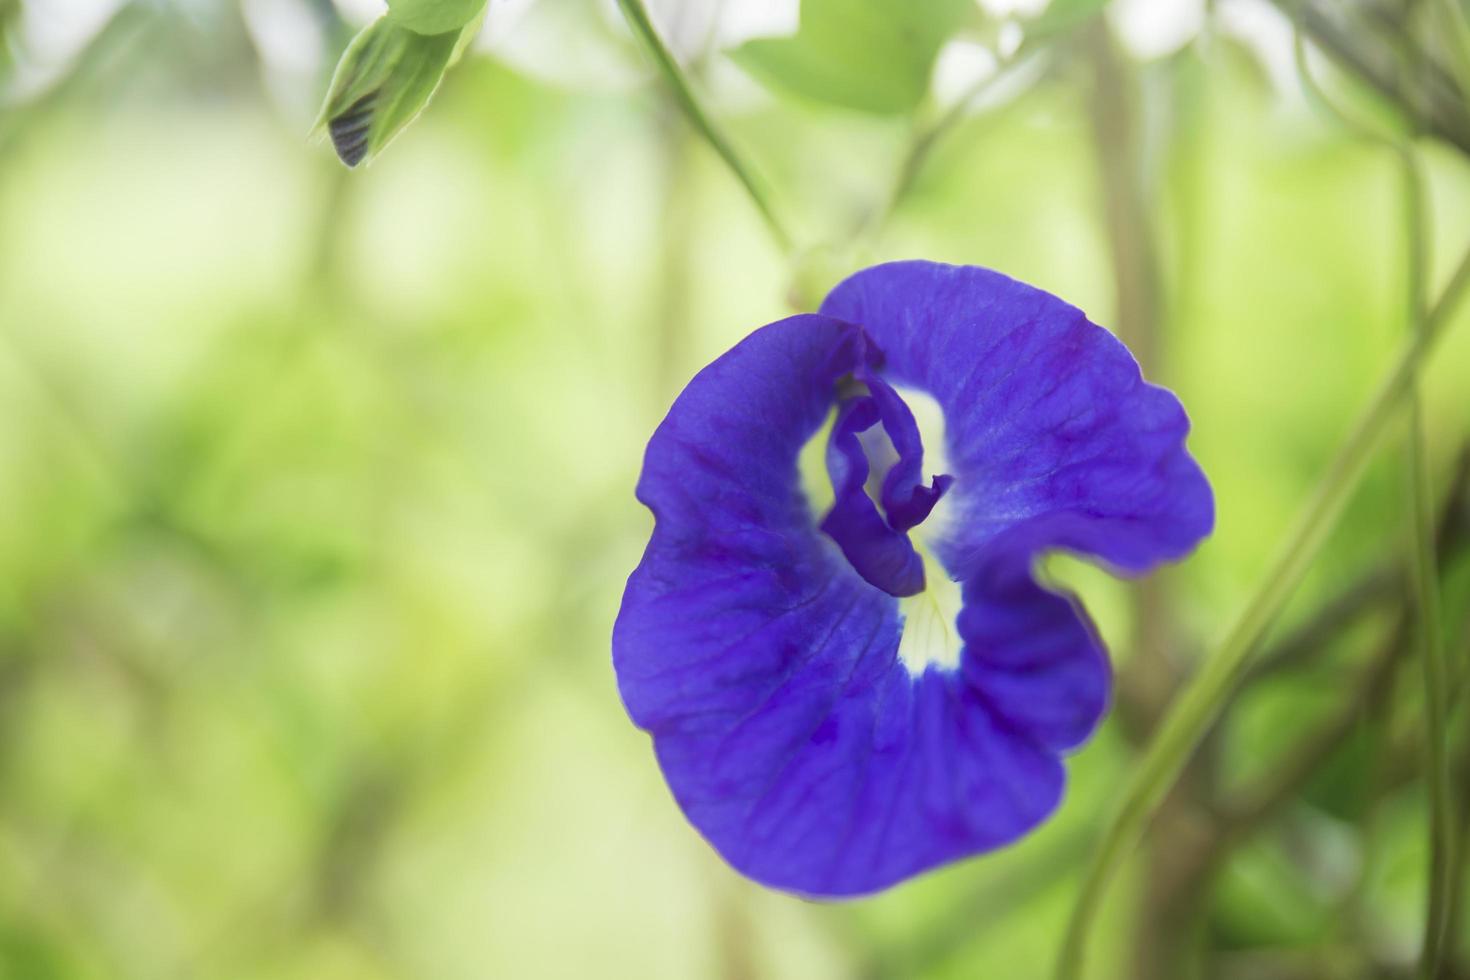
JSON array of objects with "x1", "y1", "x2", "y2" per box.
[
  {"x1": 896, "y1": 546, "x2": 965, "y2": 675},
  {"x1": 799, "y1": 382, "x2": 966, "y2": 676},
  {"x1": 891, "y1": 385, "x2": 964, "y2": 676}
]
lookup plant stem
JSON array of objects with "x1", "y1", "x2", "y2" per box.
[
  {"x1": 1410, "y1": 402, "x2": 1453, "y2": 980},
  {"x1": 1244, "y1": 564, "x2": 1400, "y2": 680},
  {"x1": 1053, "y1": 237, "x2": 1470, "y2": 980},
  {"x1": 1088, "y1": 22, "x2": 1207, "y2": 977},
  {"x1": 1443, "y1": 710, "x2": 1470, "y2": 977},
  {"x1": 1396, "y1": 10, "x2": 1453, "y2": 976},
  {"x1": 1224, "y1": 446, "x2": 1470, "y2": 835},
  {"x1": 1223, "y1": 612, "x2": 1408, "y2": 844},
  {"x1": 864, "y1": 40, "x2": 1039, "y2": 242},
  {"x1": 613, "y1": 0, "x2": 794, "y2": 254},
  {"x1": 1266, "y1": 0, "x2": 1470, "y2": 155},
  {"x1": 1298, "y1": 5, "x2": 1460, "y2": 967},
  {"x1": 1436, "y1": 0, "x2": 1470, "y2": 99}
]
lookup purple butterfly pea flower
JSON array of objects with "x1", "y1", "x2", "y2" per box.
[{"x1": 613, "y1": 260, "x2": 1213, "y2": 897}]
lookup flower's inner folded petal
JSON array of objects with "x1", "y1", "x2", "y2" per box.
[
  {"x1": 818, "y1": 375, "x2": 958, "y2": 599},
  {"x1": 820, "y1": 396, "x2": 927, "y2": 597},
  {"x1": 864, "y1": 375, "x2": 954, "y2": 533}
]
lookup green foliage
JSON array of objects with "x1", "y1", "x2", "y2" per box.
[
  {"x1": 387, "y1": 0, "x2": 487, "y2": 36},
  {"x1": 1026, "y1": 0, "x2": 1109, "y2": 39},
  {"x1": 316, "y1": 16, "x2": 468, "y2": 167},
  {"x1": 1213, "y1": 835, "x2": 1340, "y2": 947},
  {"x1": 730, "y1": 0, "x2": 976, "y2": 115}
]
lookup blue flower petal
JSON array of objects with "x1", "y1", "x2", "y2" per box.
[
  {"x1": 956, "y1": 560, "x2": 1109, "y2": 752},
  {"x1": 616, "y1": 263, "x2": 1213, "y2": 897}
]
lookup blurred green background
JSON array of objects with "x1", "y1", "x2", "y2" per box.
[{"x1": 1, "y1": 1, "x2": 1469, "y2": 978}]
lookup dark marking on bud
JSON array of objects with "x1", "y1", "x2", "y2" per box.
[{"x1": 329, "y1": 92, "x2": 378, "y2": 168}]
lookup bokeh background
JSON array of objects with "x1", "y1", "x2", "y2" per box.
[{"x1": 2, "y1": 0, "x2": 1469, "y2": 977}]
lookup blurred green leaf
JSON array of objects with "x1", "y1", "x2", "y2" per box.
[
  {"x1": 316, "y1": 16, "x2": 466, "y2": 167},
  {"x1": 729, "y1": 0, "x2": 975, "y2": 115},
  {"x1": 387, "y1": 0, "x2": 486, "y2": 36},
  {"x1": 1214, "y1": 835, "x2": 1338, "y2": 948}
]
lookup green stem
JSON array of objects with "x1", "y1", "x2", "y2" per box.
[
  {"x1": 613, "y1": 0, "x2": 795, "y2": 254},
  {"x1": 1294, "y1": 5, "x2": 1458, "y2": 966},
  {"x1": 1391, "y1": 116, "x2": 1451, "y2": 980},
  {"x1": 864, "y1": 40, "x2": 1036, "y2": 242},
  {"x1": 1053, "y1": 237, "x2": 1470, "y2": 980},
  {"x1": 1434, "y1": 0, "x2": 1470, "y2": 100},
  {"x1": 1410, "y1": 398, "x2": 1453, "y2": 980},
  {"x1": 1266, "y1": 0, "x2": 1470, "y2": 155},
  {"x1": 1397, "y1": 12, "x2": 1453, "y2": 978}
]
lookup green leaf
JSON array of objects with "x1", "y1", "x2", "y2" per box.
[
  {"x1": 316, "y1": 16, "x2": 465, "y2": 168},
  {"x1": 387, "y1": 0, "x2": 486, "y2": 36},
  {"x1": 729, "y1": 0, "x2": 975, "y2": 115}
]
